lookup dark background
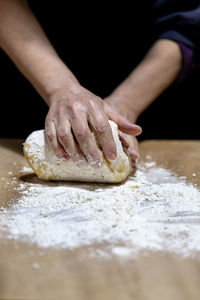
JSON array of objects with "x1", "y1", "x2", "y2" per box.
[{"x1": 0, "y1": 2, "x2": 199, "y2": 140}]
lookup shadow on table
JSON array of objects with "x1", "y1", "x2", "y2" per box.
[
  {"x1": 0, "y1": 139, "x2": 24, "y2": 156},
  {"x1": 19, "y1": 172, "x2": 134, "y2": 192}
]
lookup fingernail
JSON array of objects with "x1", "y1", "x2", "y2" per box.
[
  {"x1": 131, "y1": 160, "x2": 136, "y2": 167},
  {"x1": 59, "y1": 156, "x2": 65, "y2": 160},
  {"x1": 135, "y1": 152, "x2": 140, "y2": 159},
  {"x1": 132, "y1": 156, "x2": 139, "y2": 165},
  {"x1": 129, "y1": 149, "x2": 139, "y2": 159},
  {"x1": 60, "y1": 156, "x2": 69, "y2": 162}
]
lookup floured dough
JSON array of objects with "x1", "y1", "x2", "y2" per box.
[{"x1": 23, "y1": 120, "x2": 133, "y2": 183}]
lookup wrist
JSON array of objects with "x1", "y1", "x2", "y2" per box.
[
  {"x1": 104, "y1": 95, "x2": 139, "y2": 123},
  {"x1": 105, "y1": 39, "x2": 182, "y2": 123},
  {"x1": 45, "y1": 76, "x2": 81, "y2": 107}
]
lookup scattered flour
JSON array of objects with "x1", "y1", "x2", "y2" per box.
[
  {"x1": 0, "y1": 164, "x2": 200, "y2": 258},
  {"x1": 19, "y1": 166, "x2": 33, "y2": 173}
]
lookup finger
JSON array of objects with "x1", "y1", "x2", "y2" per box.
[
  {"x1": 56, "y1": 116, "x2": 87, "y2": 166},
  {"x1": 118, "y1": 130, "x2": 130, "y2": 147},
  {"x1": 111, "y1": 110, "x2": 142, "y2": 135},
  {"x1": 118, "y1": 131, "x2": 138, "y2": 156},
  {"x1": 118, "y1": 131, "x2": 139, "y2": 166},
  {"x1": 71, "y1": 114, "x2": 103, "y2": 168},
  {"x1": 104, "y1": 103, "x2": 142, "y2": 136},
  {"x1": 128, "y1": 140, "x2": 140, "y2": 166},
  {"x1": 45, "y1": 117, "x2": 69, "y2": 160},
  {"x1": 89, "y1": 113, "x2": 117, "y2": 161},
  {"x1": 129, "y1": 150, "x2": 139, "y2": 166}
]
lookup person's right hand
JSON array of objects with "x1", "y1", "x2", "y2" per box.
[{"x1": 45, "y1": 85, "x2": 142, "y2": 168}]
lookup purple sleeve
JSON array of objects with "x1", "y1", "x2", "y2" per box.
[{"x1": 175, "y1": 42, "x2": 200, "y2": 85}]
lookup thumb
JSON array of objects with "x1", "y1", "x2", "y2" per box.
[{"x1": 105, "y1": 105, "x2": 142, "y2": 136}]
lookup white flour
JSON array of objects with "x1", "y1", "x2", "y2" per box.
[{"x1": 0, "y1": 162, "x2": 200, "y2": 258}]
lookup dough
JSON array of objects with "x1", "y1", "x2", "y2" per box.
[{"x1": 23, "y1": 120, "x2": 133, "y2": 183}]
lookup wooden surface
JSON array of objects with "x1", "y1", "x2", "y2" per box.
[{"x1": 0, "y1": 139, "x2": 200, "y2": 300}]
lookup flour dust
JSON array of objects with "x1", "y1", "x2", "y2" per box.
[{"x1": 0, "y1": 161, "x2": 200, "y2": 258}]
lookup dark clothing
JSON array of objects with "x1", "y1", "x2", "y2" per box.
[
  {"x1": 175, "y1": 42, "x2": 200, "y2": 84},
  {"x1": 151, "y1": 0, "x2": 200, "y2": 83},
  {"x1": 152, "y1": 0, "x2": 200, "y2": 50},
  {"x1": 28, "y1": 1, "x2": 200, "y2": 88},
  {"x1": 1, "y1": 1, "x2": 200, "y2": 139}
]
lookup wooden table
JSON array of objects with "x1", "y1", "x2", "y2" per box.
[{"x1": 0, "y1": 139, "x2": 200, "y2": 300}]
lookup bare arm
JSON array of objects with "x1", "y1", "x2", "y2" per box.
[
  {"x1": 104, "y1": 39, "x2": 182, "y2": 163},
  {"x1": 0, "y1": 0, "x2": 79, "y2": 101},
  {"x1": 0, "y1": 0, "x2": 141, "y2": 166},
  {"x1": 104, "y1": 39, "x2": 182, "y2": 123}
]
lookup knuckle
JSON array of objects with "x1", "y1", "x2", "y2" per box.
[
  {"x1": 45, "y1": 116, "x2": 52, "y2": 123},
  {"x1": 45, "y1": 130, "x2": 55, "y2": 140},
  {"x1": 57, "y1": 129, "x2": 69, "y2": 140},
  {"x1": 89, "y1": 98, "x2": 102, "y2": 110},
  {"x1": 58, "y1": 102, "x2": 67, "y2": 115},
  {"x1": 67, "y1": 102, "x2": 83, "y2": 120},
  {"x1": 76, "y1": 128, "x2": 88, "y2": 139},
  {"x1": 96, "y1": 122, "x2": 109, "y2": 133},
  {"x1": 45, "y1": 116, "x2": 55, "y2": 127},
  {"x1": 69, "y1": 101, "x2": 82, "y2": 113},
  {"x1": 88, "y1": 98, "x2": 97, "y2": 108}
]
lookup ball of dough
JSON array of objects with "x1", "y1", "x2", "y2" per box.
[{"x1": 23, "y1": 120, "x2": 133, "y2": 183}]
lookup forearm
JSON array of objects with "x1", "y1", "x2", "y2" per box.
[
  {"x1": 105, "y1": 39, "x2": 182, "y2": 121},
  {"x1": 0, "y1": 0, "x2": 79, "y2": 104}
]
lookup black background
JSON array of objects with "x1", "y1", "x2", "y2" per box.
[{"x1": 0, "y1": 1, "x2": 199, "y2": 140}]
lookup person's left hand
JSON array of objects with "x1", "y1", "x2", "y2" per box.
[
  {"x1": 104, "y1": 97, "x2": 141, "y2": 166},
  {"x1": 117, "y1": 131, "x2": 139, "y2": 166}
]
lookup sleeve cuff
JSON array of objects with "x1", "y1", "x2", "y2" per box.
[
  {"x1": 175, "y1": 42, "x2": 197, "y2": 84},
  {"x1": 155, "y1": 31, "x2": 200, "y2": 84}
]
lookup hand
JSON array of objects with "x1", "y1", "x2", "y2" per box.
[
  {"x1": 118, "y1": 132, "x2": 139, "y2": 166},
  {"x1": 104, "y1": 96, "x2": 141, "y2": 166},
  {"x1": 45, "y1": 85, "x2": 142, "y2": 167}
]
